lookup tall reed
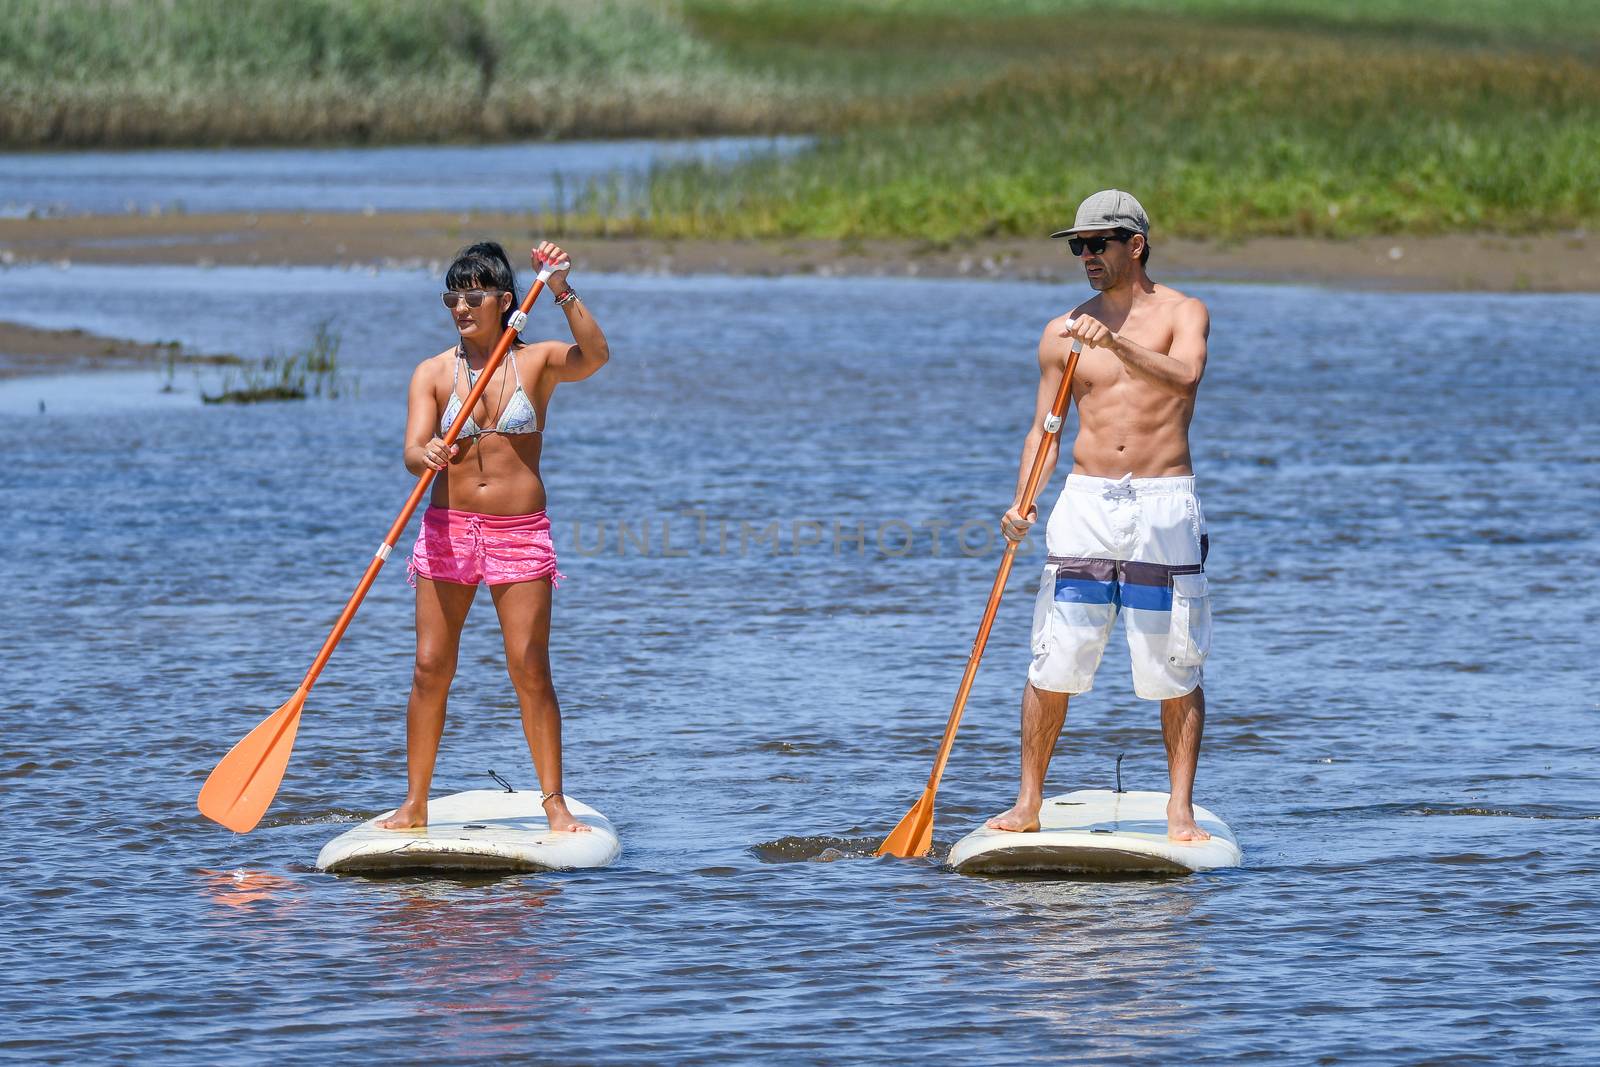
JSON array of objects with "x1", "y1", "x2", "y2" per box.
[
  {"x1": 203, "y1": 320, "x2": 350, "y2": 404},
  {"x1": 0, "y1": 0, "x2": 807, "y2": 147}
]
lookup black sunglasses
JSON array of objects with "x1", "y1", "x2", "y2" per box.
[
  {"x1": 441, "y1": 289, "x2": 503, "y2": 310},
  {"x1": 1067, "y1": 232, "x2": 1132, "y2": 256}
]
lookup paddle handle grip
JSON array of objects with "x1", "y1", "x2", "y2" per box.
[
  {"x1": 919, "y1": 337, "x2": 1083, "y2": 792},
  {"x1": 296, "y1": 267, "x2": 556, "y2": 692}
]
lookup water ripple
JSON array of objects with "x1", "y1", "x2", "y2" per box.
[{"x1": 1, "y1": 271, "x2": 1597, "y2": 1063}]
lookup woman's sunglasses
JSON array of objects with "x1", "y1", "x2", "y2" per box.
[
  {"x1": 1066, "y1": 233, "x2": 1131, "y2": 257},
  {"x1": 441, "y1": 289, "x2": 502, "y2": 310}
]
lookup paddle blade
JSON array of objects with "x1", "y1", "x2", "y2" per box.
[
  {"x1": 197, "y1": 688, "x2": 306, "y2": 833},
  {"x1": 876, "y1": 791, "x2": 935, "y2": 858}
]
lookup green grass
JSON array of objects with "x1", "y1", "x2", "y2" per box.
[
  {"x1": 687, "y1": 0, "x2": 1600, "y2": 52},
  {"x1": 601, "y1": 1, "x2": 1600, "y2": 240},
  {"x1": 7, "y1": 0, "x2": 1598, "y2": 239},
  {"x1": 0, "y1": 0, "x2": 801, "y2": 147}
]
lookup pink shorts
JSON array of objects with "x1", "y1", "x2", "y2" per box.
[{"x1": 408, "y1": 507, "x2": 565, "y2": 588}]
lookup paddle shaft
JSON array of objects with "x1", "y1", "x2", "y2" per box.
[
  {"x1": 296, "y1": 268, "x2": 555, "y2": 691},
  {"x1": 916, "y1": 338, "x2": 1083, "y2": 795}
]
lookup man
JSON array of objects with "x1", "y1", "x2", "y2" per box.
[{"x1": 987, "y1": 189, "x2": 1214, "y2": 841}]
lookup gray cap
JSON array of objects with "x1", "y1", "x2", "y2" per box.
[{"x1": 1050, "y1": 189, "x2": 1150, "y2": 239}]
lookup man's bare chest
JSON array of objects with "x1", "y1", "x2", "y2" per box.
[{"x1": 1072, "y1": 314, "x2": 1173, "y2": 376}]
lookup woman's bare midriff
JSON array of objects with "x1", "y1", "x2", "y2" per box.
[{"x1": 429, "y1": 434, "x2": 548, "y2": 514}]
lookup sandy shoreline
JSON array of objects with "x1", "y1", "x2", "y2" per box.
[
  {"x1": 3, "y1": 212, "x2": 1595, "y2": 292},
  {"x1": 2, "y1": 212, "x2": 1594, "y2": 376}
]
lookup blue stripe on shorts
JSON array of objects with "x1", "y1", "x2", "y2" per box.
[
  {"x1": 1118, "y1": 581, "x2": 1174, "y2": 612},
  {"x1": 1054, "y1": 577, "x2": 1117, "y2": 605}
]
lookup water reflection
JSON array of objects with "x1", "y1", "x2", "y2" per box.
[
  {"x1": 360, "y1": 881, "x2": 572, "y2": 1043},
  {"x1": 977, "y1": 880, "x2": 1202, "y2": 1040},
  {"x1": 197, "y1": 867, "x2": 301, "y2": 912}
]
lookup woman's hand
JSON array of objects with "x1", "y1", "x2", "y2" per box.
[
  {"x1": 421, "y1": 436, "x2": 459, "y2": 470},
  {"x1": 534, "y1": 241, "x2": 572, "y2": 294}
]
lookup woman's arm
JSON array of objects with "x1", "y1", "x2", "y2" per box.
[
  {"x1": 533, "y1": 241, "x2": 610, "y2": 385},
  {"x1": 541, "y1": 294, "x2": 611, "y2": 384},
  {"x1": 402, "y1": 358, "x2": 454, "y2": 475}
]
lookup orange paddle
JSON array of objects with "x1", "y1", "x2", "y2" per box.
[
  {"x1": 877, "y1": 330, "x2": 1083, "y2": 858},
  {"x1": 197, "y1": 258, "x2": 562, "y2": 833}
]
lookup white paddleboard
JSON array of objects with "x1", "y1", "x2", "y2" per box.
[
  {"x1": 317, "y1": 789, "x2": 620, "y2": 874},
  {"x1": 948, "y1": 789, "x2": 1241, "y2": 876}
]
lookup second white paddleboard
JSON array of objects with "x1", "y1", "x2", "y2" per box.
[{"x1": 948, "y1": 789, "x2": 1241, "y2": 876}]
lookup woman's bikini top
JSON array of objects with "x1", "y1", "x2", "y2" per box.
[{"x1": 439, "y1": 343, "x2": 541, "y2": 439}]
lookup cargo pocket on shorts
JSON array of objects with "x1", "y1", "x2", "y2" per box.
[
  {"x1": 1031, "y1": 564, "x2": 1059, "y2": 655},
  {"x1": 1167, "y1": 572, "x2": 1212, "y2": 668}
]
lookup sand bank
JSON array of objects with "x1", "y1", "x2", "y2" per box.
[{"x1": 1, "y1": 213, "x2": 1594, "y2": 293}]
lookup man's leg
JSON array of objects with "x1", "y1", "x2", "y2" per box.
[
  {"x1": 1161, "y1": 686, "x2": 1210, "y2": 841},
  {"x1": 986, "y1": 683, "x2": 1071, "y2": 832}
]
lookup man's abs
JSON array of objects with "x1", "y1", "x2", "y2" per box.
[{"x1": 1070, "y1": 377, "x2": 1194, "y2": 478}]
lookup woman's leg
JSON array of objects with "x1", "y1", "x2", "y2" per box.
[
  {"x1": 378, "y1": 575, "x2": 478, "y2": 829},
  {"x1": 489, "y1": 577, "x2": 590, "y2": 833}
]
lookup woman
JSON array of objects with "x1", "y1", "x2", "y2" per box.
[{"x1": 379, "y1": 240, "x2": 609, "y2": 833}]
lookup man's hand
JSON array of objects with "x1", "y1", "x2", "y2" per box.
[
  {"x1": 1060, "y1": 314, "x2": 1115, "y2": 349},
  {"x1": 1001, "y1": 502, "x2": 1038, "y2": 542}
]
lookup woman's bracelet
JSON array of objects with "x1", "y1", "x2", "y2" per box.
[{"x1": 554, "y1": 287, "x2": 579, "y2": 307}]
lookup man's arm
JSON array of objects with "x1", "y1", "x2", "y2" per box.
[
  {"x1": 1001, "y1": 322, "x2": 1070, "y2": 541},
  {"x1": 1067, "y1": 298, "x2": 1209, "y2": 395}
]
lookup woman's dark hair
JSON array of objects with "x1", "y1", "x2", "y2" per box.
[{"x1": 445, "y1": 241, "x2": 522, "y2": 335}]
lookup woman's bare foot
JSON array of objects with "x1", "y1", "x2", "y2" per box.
[
  {"x1": 377, "y1": 799, "x2": 429, "y2": 830},
  {"x1": 543, "y1": 794, "x2": 592, "y2": 834},
  {"x1": 1167, "y1": 798, "x2": 1212, "y2": 842},
  {"x1": 985, "y1": 799, "x2": 1042, "y2": 833}
]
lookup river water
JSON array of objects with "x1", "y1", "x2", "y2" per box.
[
  {"x1": 0, "y1": 136, "x2": 807, "y2": 218},
  {"x1": 2, "y1": 260, "x2": 1597, "y2": 1064}
]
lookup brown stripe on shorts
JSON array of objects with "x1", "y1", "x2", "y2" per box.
[
  {"x1": 1048, "y1": 555, "x2": 1206, "y2": 587},
  {"x1": 1046, "y1": 556, "x2": 1119, "y2": 582}
]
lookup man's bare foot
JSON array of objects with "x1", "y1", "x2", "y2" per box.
[
  {"x1": 377, "y1": 799, "x2": 428, "y2": 830},
  {"x1": 543, "y1": 795, "x2": 592, "y2": 834},
  {"x1": 1167, "y1": 799, "x2": 1212, "y2": 843},
  {"x1": 985, "y1": 800, "x2": 1042, "y2": 833}
]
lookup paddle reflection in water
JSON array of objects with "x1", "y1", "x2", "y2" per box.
[{"x1": 196, "y1": 867, "x2": 302, "y2": 913}]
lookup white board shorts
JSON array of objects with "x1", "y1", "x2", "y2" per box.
[{"x1": 1029, "y1": 473, "x2": 1212, "y2": 700}]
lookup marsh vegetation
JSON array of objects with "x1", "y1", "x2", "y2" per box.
[
  {"x1": 8, "y1": 0, "x2": 1596, "y2": 240},
  {"x1": 201, "y1": 320, "x2": 349, "y2": 404}
]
